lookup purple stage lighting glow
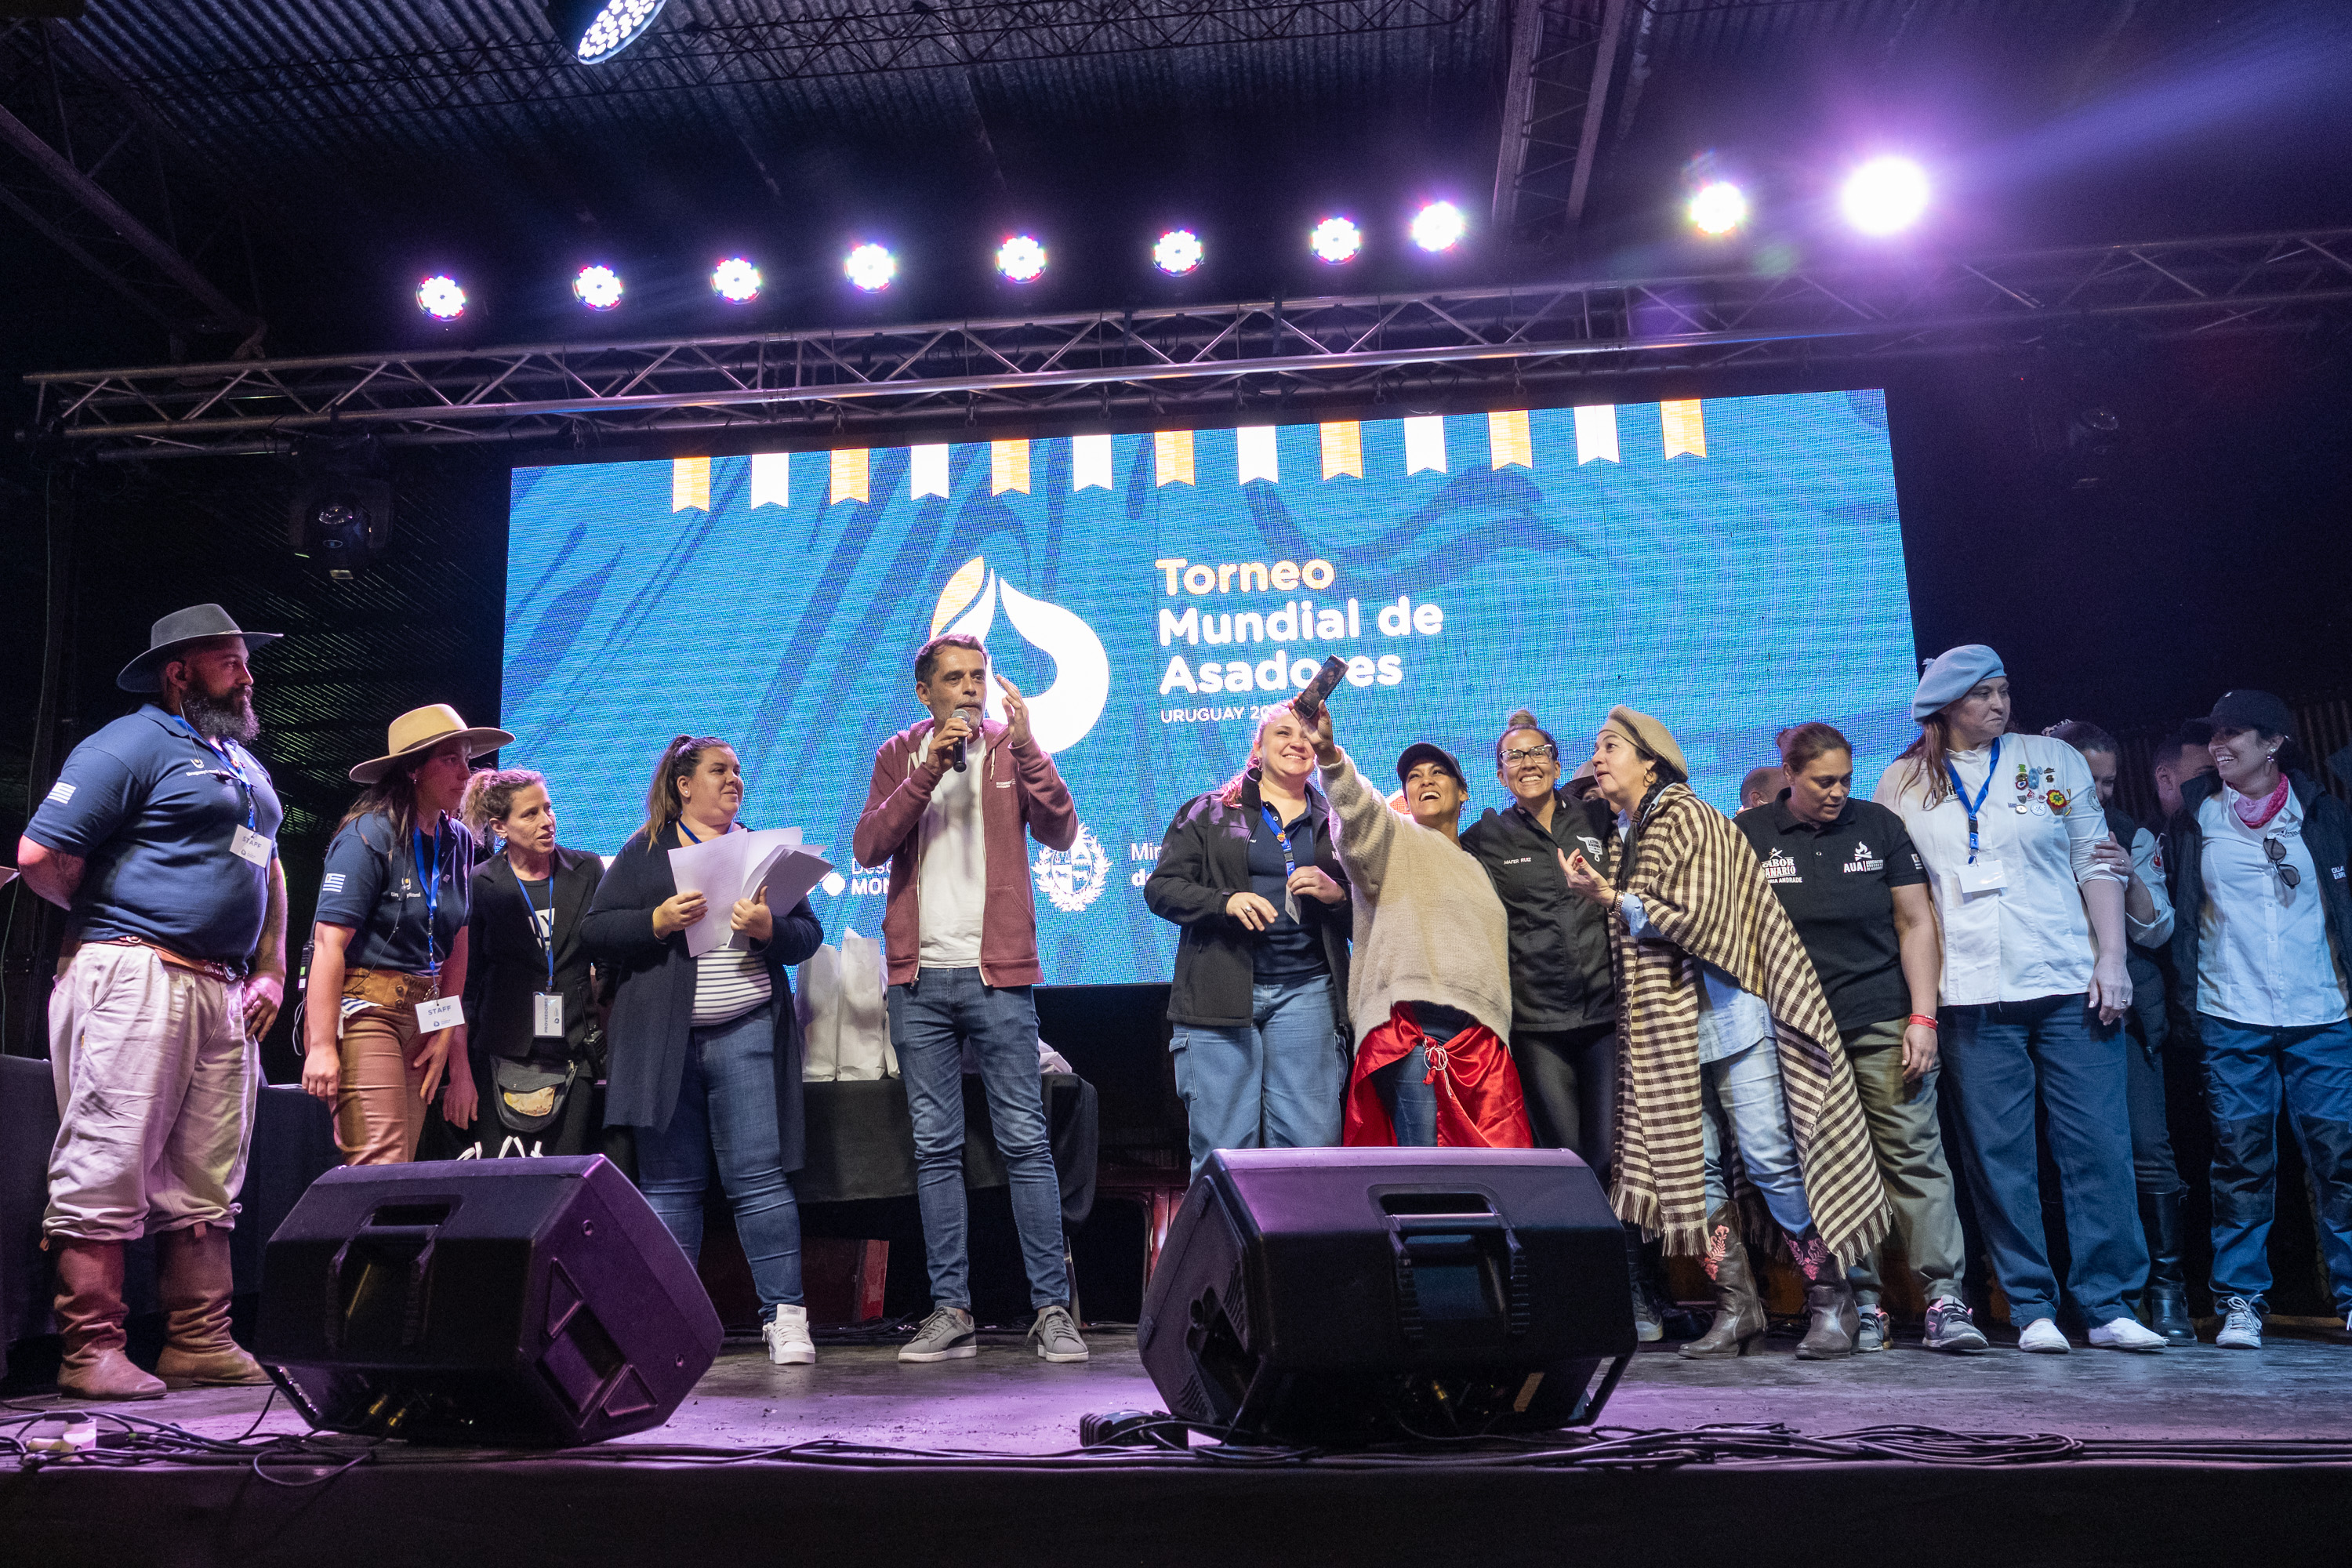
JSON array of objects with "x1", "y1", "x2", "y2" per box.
[
  {"x1": 1409, "y1": 201, "x2": 1465, "y2": 252},
  {"x1": 1153, "y1": 229, "x2": 1203, "y2": 275},
  {"x1": 1841, "y1": 157, "x2": 1929, "y2": 236},
  {"x1": 996, "y1": 235, "x2": 1047, "y2": 283},
  {"x1": 572, "y1": 265, "x2": 623, "y2": 310},
  {"x1": 416, "y1": 274, "x2": 466, "y2": 321},
  {"x1": 844, "y1": 242, "x2": 896, "y2": 292},
  {"x1": 710, "y1": 257, "x2": 762, "y2": 303},
  {"x1": 1688, "y1": 181, "x2": 1748, "y2": 236},
  {"x1": 1309, "y1": 217, "x2": 1362, "y2": 264}
]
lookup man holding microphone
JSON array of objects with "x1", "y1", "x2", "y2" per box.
[{"x1": 854, "y1": 632, "x2": 1088, "y2": 1365}]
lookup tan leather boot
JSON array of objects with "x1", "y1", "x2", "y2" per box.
[
  {"x1": 1791, "y1": 1230, "x2": 1860, "y2": 1360},
  {"x1": 1679, "y1": 1207, "x2": 1766, "y2": 1359},
  {"x1": 52, "y1": 1237, "x2": 165, "y2": 1400},
  {"x1": 154, "y1": 1222, "x2": 270, "y2": 1388}
]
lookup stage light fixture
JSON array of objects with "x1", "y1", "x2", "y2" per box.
[
  {"x1": 1309, "y1": 217, "x2": 1362, "y2": 264},
  {"x1": 572, "y1": 264, "x2": 624, "y2": 310},
  {"x1": 1153, "y1": 229, "x2": 1203, "y2": 276},
  {"x1": 996, "y1": 235, "x2": 1047, "y2": 283},
  {"x1": 1409, "y1": 201, "x2": 1465, "y2": 253},
  {"x1": 1688, "y1": 181, "x2": 1748, "y2": 236},
  {"x1": 710, "y1": 256, "x2": 762, "y2": 303},
  {"x1": 844, "y1": 242, "x2": 896, "y2": 292},
  {"x1": 416, "y1": 274, "x2": 466, "y2": 321},
  {"x1": 550, "y1": 0, "x2": 671, "y2": 64},
  {"x1": 1841, "y1": 157, "x2": 1929, "y2": 236}
]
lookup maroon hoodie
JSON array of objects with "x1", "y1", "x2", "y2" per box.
[{"x1": 851, "y1": 715, "x2": 1080, "y2": 988}]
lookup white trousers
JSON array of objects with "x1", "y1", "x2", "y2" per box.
[{"x1": 45, "y1": 945, "x2": 258, "y2": 1243}]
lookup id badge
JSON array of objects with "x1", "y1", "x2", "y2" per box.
[
  {"x1": 533, "y1": 993, "x2": 566, "y2": 1037},
  {"x1": 1957, "y1": 858, "x2": 2009, "y2": 894},
  {"x1": 416, "y1": 996, "x2": 465, "y2": 1033},
  {"x1": 230, "y1": 826, "x2": 274, "y2": 866}
]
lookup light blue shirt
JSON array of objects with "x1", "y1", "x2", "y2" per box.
[{"x1": 1616, "y1": 800, "x2": 1773, "y2": 1064}]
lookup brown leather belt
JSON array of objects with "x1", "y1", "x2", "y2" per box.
[
  {"x1": 75, "y1": 936, "x2": 245, "y2": 986},
  {"x1": 341, "y1": 967, "x2": 440, "y2": 1009}
]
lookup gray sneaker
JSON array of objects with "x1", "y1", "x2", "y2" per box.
[
  {"x1": 2216, "y1": 1294, "x2": 2264, "y2": 1350},
  {"x1": 1854, "y1": 1305, "x2": 1892, "y2": 1352},
  {"x1": 898, "y1": 1305, "x2": 978, "y2": 1363},
  {"x1": 1028, "y1": 1305, "x2": 1089, "y2": 1363},
  {"x1": 1923, "y1": 1298, "x2": 1991, "y2": 1354}
]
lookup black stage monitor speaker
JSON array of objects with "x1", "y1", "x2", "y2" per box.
[
  {"x1": 256, "y1": 1156, "x2": 722, "y2": 1446},
  {"x1": 1138, "y1": 1148, "x2": 1635, "y2": 1443}
]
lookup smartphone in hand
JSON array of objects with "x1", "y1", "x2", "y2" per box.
[{"x1": 1290, "y1": 655, "x2": 1348, "y2": 719}]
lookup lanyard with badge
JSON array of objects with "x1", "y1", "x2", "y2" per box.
[
  {"x1": 1261, "y1": 803, "x2": 1304, "y2": 923},
  {"x1": 172, "y1": 715, "x2": 274, "y2": 869},
  {"x1": 411, "y1": 825, "x2": 466, "y2": 1033},
  {"x1": 1944, "y1": 739, "x2": 2009, "y2": 894},
  {"x1": 517, "y1": 872, "x2": 566, "y2": 1038}
]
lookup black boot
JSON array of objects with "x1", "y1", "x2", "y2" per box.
[
  {"x1": 2142, "y1": 1189, "x2": 2198, "y2": 1347},
  {"x1": 1624, "y1": 1223, "x2": 1664, "y2": 1343}
]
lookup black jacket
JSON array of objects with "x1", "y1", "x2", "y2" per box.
[
  {"x1": 1460, "y1": 791, "x2": 1617, "y2": 1033},
  {"x1": 462, "y1": 844, "x2": 606, "y2": 1065},
  {"x1": 2165, "y1": 769, "x2": 2352, "y2": 1005},
  {"x1": 582, "y1": 823, "x2": 825, "y2": 1171},
  {"x1": 1145, "y1": 775, "x2": 1353, "y2": 1031}
]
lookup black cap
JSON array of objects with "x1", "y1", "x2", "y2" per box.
[
  {"x1": 1396, "y1": 742, "x2": 1467, "y2": 789},
  {"x1": 2205, "y1": 689, "x2": 2294, "y2": 737}
]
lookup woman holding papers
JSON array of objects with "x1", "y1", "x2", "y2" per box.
[{"x1": 584, "y1": 734, "x2": 826, "y2": 1367}]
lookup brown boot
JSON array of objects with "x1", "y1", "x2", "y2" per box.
[
  {"x1": 1679, "y1": 1208, "x2": 1766, "y2": 1359},
  {"x1": 51, "y1": 1237, "x2": 165, "y2": 1400},
  {"x1": 1791, "y1": 1231, "x2": 1860, "y2": 1360},
  {"x1": 154, "y1": 1222, "x2": 270, "y2": 1388}
]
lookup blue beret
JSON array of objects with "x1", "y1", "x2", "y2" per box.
[{"x1": 1911, "y1": 644, "x2": 2006, "y2": 720}]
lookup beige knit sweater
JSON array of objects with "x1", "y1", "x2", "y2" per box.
[{"x1": 1322, "y1": 749, "x2": 1513, "y2": 1044}]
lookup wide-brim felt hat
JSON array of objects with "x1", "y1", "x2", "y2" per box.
[
  {"x1": 117, "y1": 604, "x2": 282, "y2": 693},
  {"x1": 1602, "y1": 705, "x2": 1689, "y2": 783},
  {"x1": 350, "y1": 703, "x2": 515, "y2": 784}
]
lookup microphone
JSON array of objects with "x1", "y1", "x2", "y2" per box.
[{"x1": 950, "y1": 705, "x2": 982, "y2": 773}]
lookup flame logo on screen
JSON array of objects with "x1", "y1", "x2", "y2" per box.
[{"x1": 930, "y1": 557, "x2": 1110, "y2": 755}]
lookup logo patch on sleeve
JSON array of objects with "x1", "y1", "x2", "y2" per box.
[
  {"x1": 321, "y1": 873, "x2": 347, "y2": 895},
  {"x1": 43, "y1": 782, "x2": 74, "y2": 805}
]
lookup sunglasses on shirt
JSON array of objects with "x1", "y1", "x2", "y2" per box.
[{"x1": 2264, "y1": 837, "x2": 2302, "y2": 891}]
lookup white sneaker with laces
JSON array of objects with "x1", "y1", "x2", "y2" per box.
[
  {"x1": 2215, "y1": 1296, "x2": 2264, "y2": 1350},
  {"x1": 764, "y1": 1305, "x2": 817, "y2": 1366},
  {"x1": 2017, "y1": 1319, "x2": 2071, "y2": 1354},
  {"x1": 2089, "y1": 1315, "x2": 2165, "y2": 1352}
]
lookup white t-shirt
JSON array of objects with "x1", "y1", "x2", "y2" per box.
[
  {"x1": 2196, "y1": 788, "x2": 2350, "y2": 1028},
  {"x1": 916, "y1": 733, "x2": 986, "y2": 967}
]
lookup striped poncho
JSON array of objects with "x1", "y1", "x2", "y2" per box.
[{"x1": 1606, "y1": 783, "x2": 1893, "y2": 1265}]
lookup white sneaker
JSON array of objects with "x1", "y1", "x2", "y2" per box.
[
  {"x1": 2089, "y1": 1315, "x2": 2166, "y2": 1352},
  {"x1": 2215, "y1": 1295, "x2": 2263, "y2": 1350},
  {"x1": 764, "y1": 1305, "x2": 816, "y2": 1366},
  {"x1": 2017, "y1": 1319, "x2": 2071, "y2": 1354}
]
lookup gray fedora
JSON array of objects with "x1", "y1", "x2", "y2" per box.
[{"x1": 118, "y1": 604, "x2": 283, "y2": 693}]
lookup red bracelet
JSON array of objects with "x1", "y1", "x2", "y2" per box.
[{"x1": 1907, "y1": 1014, "x2": 1940, "y2": 1030}]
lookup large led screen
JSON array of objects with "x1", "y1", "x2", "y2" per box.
[{"x1": 503, "y1": 390, "x2": 1916, "y2": 985}]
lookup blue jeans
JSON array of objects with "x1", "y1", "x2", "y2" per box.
[
  {"x1": 636, "y1": 1003, "x2": 802, "y2": 1318},
  {"x1": 1698, "y1": 1034, "x2": 1815, "y2": 1236},
  {"x1": 2198, "y1": 1014, "x2": 2352, "y2": 1313},
  {"x1": 889, "y1": 967, "x2": 1068, "y2": 1312},
  {"x1": 1370, "y1": 1044, "x2": 1440, "y2": 1146},
  {"x1": 1941, "y1": 993, "x2": 2143, "y2": 1326},
  {"x1": 1171, "y1": 973, "x2": 1347, "y2": 1177}
]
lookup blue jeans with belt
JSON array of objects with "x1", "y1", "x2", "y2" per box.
[
  {"x1": 1940, "y1": 993, "x2": 2143, "y2": 1327},
  {"x1": 889, "y1": 967, "x2": 1069, "y2": 1312},
  {"x1": 635, "y1": 1001, "x2": 802, "y2": 1319},
  {"x1": 2198, "y1": 1014, "x2": 2352, "y2": 1314},
  {"x1": 1171, "y1": 972, "x2": 1348, "y2": 1176}
]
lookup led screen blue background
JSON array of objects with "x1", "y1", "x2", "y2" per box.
[{"x1": 503, "y1": 389, "x2": 1916, "y2": 985}]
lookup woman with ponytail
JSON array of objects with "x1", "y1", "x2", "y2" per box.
[{"x1": 583, "y1": 735, "x2": 825, "y2": 1366}]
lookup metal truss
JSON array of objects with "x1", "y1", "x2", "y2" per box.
[
  {"x1": 112, "y1": 0, "x2": 1478, "y2": 121},
  {"x1": 0, "y1": 20, "x2": 263, "y2": 349},
  {"x1": 1490, "y1": 0, "x2": 1628, "y2": 247},
  {"x1": 26, "y1": 229, "x2": 2352, "y2": 460}
]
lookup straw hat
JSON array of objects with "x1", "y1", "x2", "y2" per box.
[{"x1": 350, "y1": 704, "x2": 515, "y2": 784}]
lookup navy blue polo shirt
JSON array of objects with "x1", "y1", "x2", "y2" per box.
[
  {"x1": 1247, "y1": 800, "x2": 1327, "y2": 980},
  {"x1": 1734, "y1": 794, "x2": 1928, "y2": 1035},
  {"x1": 25, "y1": 705, "x2": 282, "y2": 964},
  {"x1": 315, "y1": 811, "x2": 475, "y2": 975}
]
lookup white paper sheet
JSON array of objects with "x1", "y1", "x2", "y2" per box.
[{"x1": 667, "y1": 828, "x2": 833, "y2": 958}]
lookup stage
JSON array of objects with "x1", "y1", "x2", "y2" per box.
[{"x1": 7, "y1": 1320, "x2": 2350, "y2": 1568}]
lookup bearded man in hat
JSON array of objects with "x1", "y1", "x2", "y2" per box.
[{"x1": 16, "y1": 605, "x2": 289, "y2": 1399}]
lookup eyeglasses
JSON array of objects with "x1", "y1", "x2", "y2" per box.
[
  {"x1": 2263, "y1": 837, "x2": 2302, "y2": 891},
  {"x1": 1501, "y1": 746, "x2": 1558, "y2": 766}
]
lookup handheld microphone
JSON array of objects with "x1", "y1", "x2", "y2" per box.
[{"x1": 950, "y1": 705, "x2": 981, "y2": 772}]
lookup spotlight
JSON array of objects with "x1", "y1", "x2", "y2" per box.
[
  {"x1": 287, "y1": 437, "x2": 393, "y2": 582},
  {"x1": 416, "y1": 274, "x2": 466, "y2": 321},
  {"x1": 573, "y1": 264, "x2": 623, "y2": 310},
  {"x1": 844, "y1": 242, "x2": 896, "y2": 292},
  {"x1": 710, "y1": 256, "x2": 762, "y2": 303},
  {"x1": 1687, "y1": 181, "x2": 1748, "y2": 237},
  {"x1": 549, "y1": 0, "x2": 672, "y2": 65},
  {"x1": 1841, "y1": 157, "x2": 1929, "y2": 236},
  {"x1": 1409, "y1": 201, "x2": 1465, "y2": 253},
  {"x1": 1153, "y1": 229, "x2": 1203, "y2": 276},
  {"x1": 1308, "y1": 217, "x2": 1362, "y2": 264},
  {"x1": 996, "y1": 234, "x2": 1047, "y2": 284}
]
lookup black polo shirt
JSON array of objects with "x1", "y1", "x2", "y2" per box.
[{"x1": 1733, "y1": 794, "x2": 1927, "y2": 1034}]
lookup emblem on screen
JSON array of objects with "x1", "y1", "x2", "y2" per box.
[
  {"x1": 931, "y1": 556, "x2": 1109, "y2": 754},
  {"x1": 1033, "y1": 824, "x2": 1111, "y2": 913}
]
